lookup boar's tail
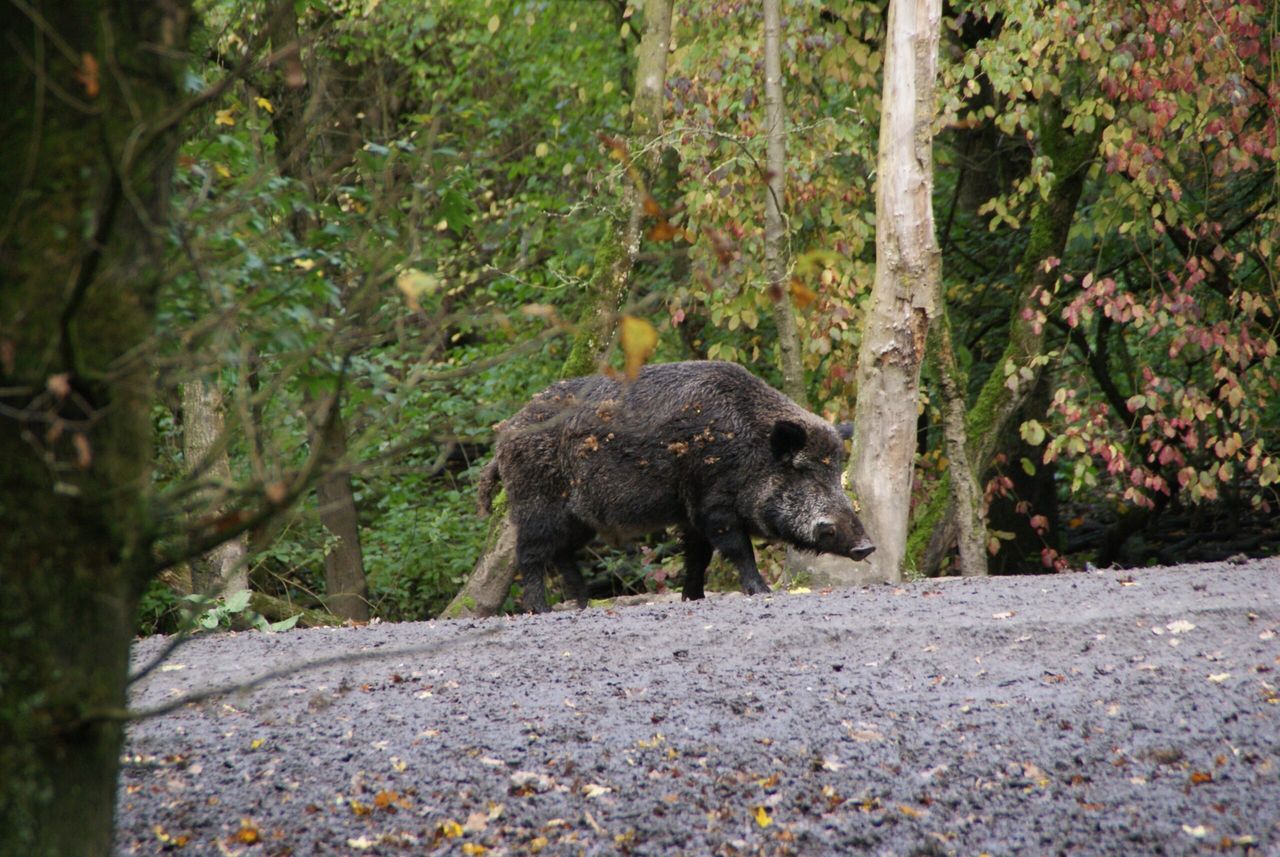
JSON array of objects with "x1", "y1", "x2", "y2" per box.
[{"x1": 476, "y1": 459, "x2": 501, "y2": 516}]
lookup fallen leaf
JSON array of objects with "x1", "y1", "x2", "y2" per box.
[
  {"x1": 582, "y1": 783, "x2": 612, "y2": 798},
  {"x1": 992, "y1": 611, "x2": 1015, "y2": 620},
  {"x1": 233, "y1": 820, "x2": 260, "y2": 844},
  {"x1": 1207, "y1": 673, "x2": 1232, "y2": 683},
  {"x1": 1166, "y1": 620, "x2": 1196, "y2": 634},
  {"x1": 1182, "y1": 824, "x2": 1208, "y2": 838},
  {"x1": 752, "y1": 805, "x2": 773, "y2": 828}
]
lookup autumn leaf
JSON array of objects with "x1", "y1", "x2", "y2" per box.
[
  {"x1": 255, "y1": 96, "x2": 274, "y2": 113},
  {"x1": 752, "y1": 805, "x2": 773, "y2": 828},
  {"x1": 439, "y1": 819, "x2": 464, "y2": 838},
  {"x1": 789, "y1": 280, "x2": 818, "y2": 309},
  {"x1": 215, "y1": 108, "x2": 236, "y2": 127},
  {"x1": 646, "y1": 220, "x2": 679, "y2": 242},
  {"x1": 619, "y1": 315, "x2": 658, "y2": 379},
  {"x1": 76, "y1": 53, "x2": 99, "y2": 98},
  {"x1": 233, "y1": 820, "x2": 260, "y2": 844},
  {"x1": 462, "y1": 843, "x2": 487, "y2": 855}
]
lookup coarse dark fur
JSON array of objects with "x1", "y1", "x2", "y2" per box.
[{"x1": 479, "y1": 361, "x2": 874, "y2": 613}]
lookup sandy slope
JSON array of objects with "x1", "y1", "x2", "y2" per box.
[{"x1": 117, "y1": 558, "x2": 1280, "y2": 855}]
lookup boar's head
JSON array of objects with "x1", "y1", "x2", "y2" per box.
[{"x1": 751, "y1": 419, "x2": 874, "y2": 561}]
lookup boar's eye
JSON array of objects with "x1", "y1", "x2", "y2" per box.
[{"x1": 769, "y1": 420, "x2": 808, "y2": 464}]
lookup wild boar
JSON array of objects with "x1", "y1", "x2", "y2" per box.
[{"x1": 477, "y1": 360, "x2": 874, "y2": 613}]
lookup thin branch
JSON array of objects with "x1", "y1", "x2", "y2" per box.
[{"x1": 95, "y1": 629, "x2": 503, "y2": 725}]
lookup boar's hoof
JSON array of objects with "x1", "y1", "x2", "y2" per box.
[{"x1": 742, "y1": 578, "x2": 771, "y2": 596}]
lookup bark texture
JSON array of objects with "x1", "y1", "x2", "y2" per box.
[
  {"x1": 312, "y1": 409, "x2": 370, "y2": 621},
  {"x1": 448, "y1": 0, "x2": 675, "y2": 619},
  {"x1": 181, "y1": 379, "x2": 250, "y2": 595},
  {"x1": 0, "y1": 3, "x2": 192, "y2": 854},
  {"x1": 931, "y1": 308, "x2": 988, "y2": 575},
  {"x1": 763, "y1": 0, "x2": 806, "y2": 406},
  {"x1": 844, "y1": 0, "x2": 942, "y2": 583}
]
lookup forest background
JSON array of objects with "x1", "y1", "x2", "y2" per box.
[
  {"x1": 120, "y1": 0, "x2": 1280, "y2": 627},
  {"x1": 7, "y1": 0, "x2": 1280, "y2": 627},
  {"x1": 131, "y1": 0, "x2": 1279, "y2": 629},
  {"x1": 1, "y1": 1, "x2": 1277, "y2": 853}
]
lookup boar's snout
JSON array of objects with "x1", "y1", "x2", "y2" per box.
[
  {"x1": 847, "y1": 538, "x2": 875, "y2": 561},
  {"x1": 812, "y1": 518, "x2": 875, "y2": 561}
]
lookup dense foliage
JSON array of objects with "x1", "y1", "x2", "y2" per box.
[{"x1": 142, "y1": 0, "x2": 1276, "y2": 628}]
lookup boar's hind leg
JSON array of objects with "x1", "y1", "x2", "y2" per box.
[
  {"x1": 516, "y1": 517, "x2": 592, "y2": 614},
  {"x1": 555, "y1": 551, "x2": 589, "y2": 609},
  {"x1": 703, "y1": 510, "x2": 770, "y2": 596},
  {"x1": 681, "y1": 529, "x2": 713, "y2": 601}
]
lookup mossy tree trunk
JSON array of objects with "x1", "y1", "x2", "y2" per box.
[
  {"x1": 0, "y1": 3, "x2": 192, "y2": 854},
  {"x1": 930, "y1": 305, "x2": 988, "y2": 576},
  {"x1": 762, "y1": 0, "x2": 806, "y2": 406},
  {"x1": 844, "y1": 0, "x2": 942, "y2": 584},
  {"x1": 446, "y1": 0, "x2": 675, "y2": 619},
  {"x1": 907, "y1": 95, "x2": 1100, "y2": 575}
]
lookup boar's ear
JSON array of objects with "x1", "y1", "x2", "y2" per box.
[
  {"x1": 836, "y1": 421, "x2": 854, "y2": 441},
  {"x1": 770, "y1": 420, "x2": 808, "y2": 463}
]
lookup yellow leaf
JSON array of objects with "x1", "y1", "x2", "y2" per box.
[
  {"x1": 462, "y1": 844, "x2": 487, "y2": 856},
  {"x1": 529, "y1": 837, "x2": 549, "y2": 853},
  {"x1": 214, "y1": 163, "x2": 231, "y2": 179},
  {"x1": 234, "y1": 820, "x2": 260, "y2": 844},
  {"x1": 396, "y1": 268, "x2": 440, "y2": 312},
  {"x1": 487, "y1": 14, "x2": 500, "y2": 33},
  {"x1": 535, "y1": 142, "x2": 549, "y2": 158},
  {"x1": 439, "y1": 819, "x2": 464, "y2": 838},
  {"x1": 752, "y1": 806, "x2": 773, "y2": 828},
  {"x1": 619, "y1": 315, "x2": 658, "y2": 379},
  {"x1": 293, "y1": 258, "x2": 316, "y2": 271},
  {"x1": 255, "y1": 96, "x2": 274, "y2": 113},
  {"x1": 249, "y1": 738, "x2": 265, "y2": 750},
  {"x1": 215, "y1": 108, "x2": 236, "y2": 126}
]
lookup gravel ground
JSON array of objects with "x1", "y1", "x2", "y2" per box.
[{"x1": 117, "y1": 558, "x2": 1280, "y2": 856}]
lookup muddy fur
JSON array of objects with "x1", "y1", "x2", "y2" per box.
[{"x1": 481, "y1": 361, "x2": 873, "y2": 613}]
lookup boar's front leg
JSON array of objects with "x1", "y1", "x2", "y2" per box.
[
  {"x1": 703, "y1": 509, "x2": 770, "y2": 596},
  {"x1": 681, "y1": 529, "x2": 713, "y2": 601}
]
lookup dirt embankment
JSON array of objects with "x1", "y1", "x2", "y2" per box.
[{"x1": 118, "y1": 559, "x2": 1280, "y2": 855}]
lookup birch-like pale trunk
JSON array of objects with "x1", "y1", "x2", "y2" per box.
[
  {"x1": 846, "y1": 0, "x2": 942, "y2": 583},
  {"x1": 181, "y1": 379, "x2": 250, "y2": 595},
  {"x1": 763, "y1": 0, "x2": 807, "y2": 406}
]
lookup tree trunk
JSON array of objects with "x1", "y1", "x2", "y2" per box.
[
  {"x1": 906, "y1": 95, "x2": 1100, "y2": 575},
  {"x1": 181, "y1": 379, "x2": 250, "y2": 594},
  {"x1": 447, "y1": 0, "x2": 675, "y2": 618},
  {"x1": 559, "y1": 0, "x2": 675, "y2": 379},
  {"x1": 312, "y1": 409, "x2": 371, "y2": 621},
  {"x1": 0, "y1": 3, "x2": 192, "y2": 854},
  {"x1": 842, "y1": 0, "x2": 942, "y2": 584},
  {"x1": 266, "y1": 3, "x2": 369, "y2": 621},
  {"x1": 931, "y1": 306, "x2": 988, "y2": 575},
  {"x1": 762, "y1": 0, "x2": 806, "y2": 406}
]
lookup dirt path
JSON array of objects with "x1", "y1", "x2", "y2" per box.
[{"x1": 117, "y1": 559, "x2": 1280, "y2": 855}]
